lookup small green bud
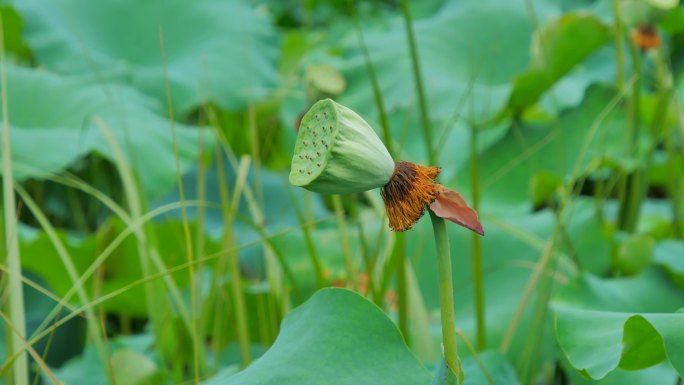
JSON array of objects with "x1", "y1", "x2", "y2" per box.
[
  {"x1": 304, "y1": 64, "x2": 346, "y2": 102},
  {"x1": 289, "y1": 99, "x2": 394, "y2": 195}
]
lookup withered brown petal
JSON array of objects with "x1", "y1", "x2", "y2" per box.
[{"x1": 429, "y1": 186, "x2": 484, "y2": 236}]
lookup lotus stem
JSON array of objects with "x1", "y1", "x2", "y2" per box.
[{"x1": 430, "y1": 211, "x2": 464, "y2": 382}]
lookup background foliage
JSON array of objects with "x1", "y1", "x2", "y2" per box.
[{"x1": 1, "y1": 0, "x2": 683, "y2": 384}]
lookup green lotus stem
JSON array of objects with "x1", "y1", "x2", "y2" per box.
[
  {"x1": 333, "y1": 195, "x2": 358, "y2": 289},
  {"x1": 618, "y1": 39, "x2": 643, "y2": 232},
  {"x1": 611, "y1": 0, "x2": 625, "y2": 90},
  {"x1": 430, "y1": 211, "x2": 464, "y2": 382},
  {"x1": 400, "y1": 0, "x2": 435, "y2": 164},
  {"x1": 469, "y1": 124, "x2": 486, "y2": 350},
  {"x1": 248, "y1": 104, "x2": 264, "y2": 209},
  {"x1": 351, "y1": 2, "x2": 394, "y2": 156},
  {"x1": 666, "y1": 122, "x2": 683, "y2": 239},
  {"x1": 652, "y1": 49, "x2": 681, "y2": 238},
  {"x1": 395, "y1": 233, "x2": 410, "y2": 343}
]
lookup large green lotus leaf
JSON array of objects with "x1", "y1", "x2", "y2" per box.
[
  {"x1": 555, "y1": 309, "x2": 684, "y2": 379},
  {"x1": 11, "y1": 0, "x2": 279, "y2": 116},
  {"x1": 557, "y1": 265, "x2": 684, "y2": 358},
  {"x1": 0, "y1": 66, "x2": 209, "y2": 198},
  {"x1": 508, "y1": 12, "x2": 612, "y2": 110},
  {"x1": 554, "y1": 269, "x2": 684, "y2": 313},
  {"x1": 568, "y1": 362, "x2": 680, "y2": 385},
  {"x1": 553, "y1": 271, "x2": 684, "y2": 379},
  {"x1": 205, "y1": 288, "x2": 432, "y2": 385},
  {"x1": 338, "y1": 0, "x2": 561, "y2": 127}
]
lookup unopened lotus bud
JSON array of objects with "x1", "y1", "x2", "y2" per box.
[
  {"x1": 304, "y1": 64, "x2": 346, "y2": 103},
  {"x1": 289, "y1": 99, "x2": 394, "y2": 195}
]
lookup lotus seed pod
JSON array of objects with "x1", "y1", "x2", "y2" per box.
[{"x1": 289, "y1": 99, "x2": 394, "y2": 195}]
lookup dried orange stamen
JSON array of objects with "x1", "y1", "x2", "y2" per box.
[{"x1": 381, "y1": 161, "x2": 441, "y2": 231}]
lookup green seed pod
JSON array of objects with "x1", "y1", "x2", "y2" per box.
[{"x1": 289, "y1": 99, "x2": 394, "y2": 195}]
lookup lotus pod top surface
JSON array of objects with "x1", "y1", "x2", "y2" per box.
[{"x1": 289, "y1": 99, "x2": 394, "y2": 195}]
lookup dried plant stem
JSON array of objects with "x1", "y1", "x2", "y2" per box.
[
  {"x1": 0, "y1": 13, "x2": 29, "y2": 385},
  {"x1": 430, "y1": 211, "x2": 464, "y2": 382},
  {"x1": 216, "y1": 152, "x2": 252, "y2": 366},
  {"x1": 456, "y1": 330, "x2": 496, "y2": 385},
  {"x1": 500, "y1": 220, "x2": 561, "y2": 353},
  {"x1": 160, "y1": 27, "x2": 203, "y2": 382}
]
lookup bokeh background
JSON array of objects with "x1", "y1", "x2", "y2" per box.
[{"x1": 1, "y1": 0, "x2": 684, "y2": 384}]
